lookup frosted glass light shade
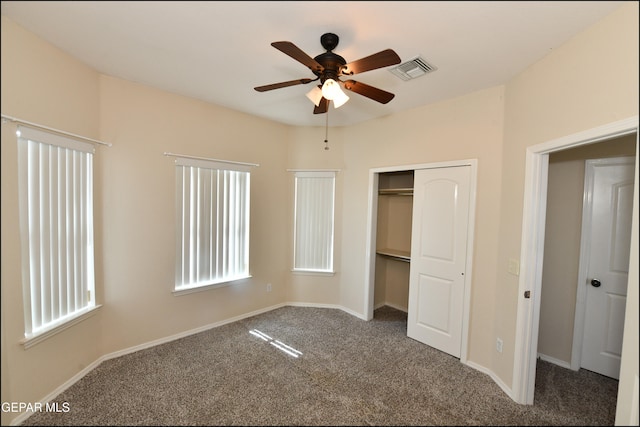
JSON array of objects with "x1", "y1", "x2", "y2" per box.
[
  {"x1": 332, "y1": 90, "x2": 349, "y2": 108},
  {"x1": 321, "y1": 79, "x2": 349, "y2": 108},
  {"x1": 306, "y1": 79, "x2": 349, "y2": 109},
  {"x1": 305, "y1": 86, "x2": 323, "y2": 106},
  {"x1": 321, "y1": 79, "x2": 340, "y2": 100}
]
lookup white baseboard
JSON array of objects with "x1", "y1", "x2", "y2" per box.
[
  {"x1": 373, "y1": 302, "x2": 408, "y2": 313},
  {"x1": 9, "y1": 357, "x2": 104, "y2": 426},
  {"x1": 383, "y1": 302, "x2": 408, "y2": 313},
  {"x1": 286, "y1": 301, "x2": 369, "y2": 320},
  {"x1": 14, "y1": 302, "x2": 511, "y2": 425},
  {"x1": 104, "y1": 302, "x2": 289, "y2": 362},
  {"x1": 537, "y1": 353, "x2": 574, "y2": 370},
  {"x1": 13, "y1": 303, "x2": 289, "y2": 426},
  {"x1": 466, "y1": 360, "x2": 515, "y2": 401}
]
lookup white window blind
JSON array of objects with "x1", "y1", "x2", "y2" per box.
[
  {"x1": 175, "y1": 158, "x2": 251, "y2": 291},
  {"x1": 293, "y1": 171, "x2": 336, "y2": 273},
  {"x1": 17, "y1": 126, "x2": 96, "y2": 339}
]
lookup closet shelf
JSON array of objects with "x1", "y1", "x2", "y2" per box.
[
  {"x1": 378, "y1": 188, "x2": 413, "y2": 196},
  {"x1": 376, "y1": 248, "x2": 411, "y2": 262}
]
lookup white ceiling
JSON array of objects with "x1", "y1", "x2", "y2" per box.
[{"x1": 1, "y1": 1, "x2": 624, "y2": 127}]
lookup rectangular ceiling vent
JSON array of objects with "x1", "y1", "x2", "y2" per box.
[{"x1": 389, "y1": 56, "x2": 437, "y2": 81}]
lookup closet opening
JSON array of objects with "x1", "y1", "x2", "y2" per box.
[
  {"x1": 365, "y1": 159, "x2": 476, "y2": 363},
  {"x1": 373, "y1": 170, "x2": 414, "y2": 317}
]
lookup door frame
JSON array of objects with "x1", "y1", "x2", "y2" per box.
[
  {"x1": 512, "y1": 116, "x2": 639, "y2": 405},
  {"x1": 571, "y1": 156, "x2": 635, "y2": 373},
  {"x1": 364, "y1": 158, "x2": 478, "y2": 364}
]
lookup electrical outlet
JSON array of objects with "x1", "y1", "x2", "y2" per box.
[
  {"x1": 496, "y1": 338, "x2": 503, "y2": 353},
  {"x1": 266, "y1": 283, "x2": 272, "y2": 293}
]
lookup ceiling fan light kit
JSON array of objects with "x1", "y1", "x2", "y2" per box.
[
  {"x1": 321, "y1": 79, "x2": 349, "y2": 107},
  {"x1": 254, "y1": 32, "x2": 401, "y2": 115},
  {"x1": 330, "y1": 90, "x2": 349, "y2": 108},
  {"x1": 305, "y1": 86, "x2": 324, "y2": 107}
]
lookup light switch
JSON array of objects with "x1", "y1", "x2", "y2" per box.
[{"x1": 508, "y1": 259, "x2": 520, "y2": 276}]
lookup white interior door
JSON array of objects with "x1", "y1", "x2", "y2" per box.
[
  {"x1": 407, "y1": 166, "x2": 471, "y2": 358},
  {"x1": 579, "y1": 157, "x2": 634, "y2": 379}
]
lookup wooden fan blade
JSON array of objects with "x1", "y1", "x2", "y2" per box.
[
  {"x1": 254, "y1": 78, "x2": 313, "y2": 92},
  {"x1": 313, "y1": 97, "x2": 329, "y2": 114},
  {"x1": 343, "y1": 80, "x2": 395, "y2": 104},
  {"x1": 272, "y1": 41, "x2": 324, "y2": 73},
  {"x1": 342, "y1": 49, "x2": 401, "y2": 75}
]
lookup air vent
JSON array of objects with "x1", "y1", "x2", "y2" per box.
[{"x1": 389, "y1": 56, "x2": 437, "y2": 81}]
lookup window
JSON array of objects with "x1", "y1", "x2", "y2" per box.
[
  {"x1": 292, "y1": 171, "x2": 336, "y2": 273},
  {"x1": 17, "y1": 126, "x2": 97, "y2": 342},
  {"x1": 174, "y1": 157, "x2": 251, "y2": 292}
]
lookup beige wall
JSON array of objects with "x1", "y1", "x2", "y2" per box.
[
  {"x1": 1, "y1": 16, "x2": 103, "y2": 427},
  {"x1": 497, "y1": 2, "x2": 638, "y2": 387},
  {"x1": 96, "y1": 75, "x2": 292, "y2": 354},
  {"x1": 374, "y1": 257, "x2": 410, "y2": 311},
  {"x1": 1, "y1": 15, "x2": 293, "y2": 425},
  {"x1": 285, "y1": 126, "x2": 346, "y2": 306},
  {"x1": 539, "y1": 135, "x2": 636, "y2": 364},
  {"x1": 1, "y1": 2, "x2": 638, "y2": 425},
  {"x1": 331, "y1": 86, "x2": 506, "y2": 367}
]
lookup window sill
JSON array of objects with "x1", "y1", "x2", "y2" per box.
[
  {"x1": 173, "y1": 275, "x2": 252, "y2": 296},
  {"x1": 291, "y1": 269, "x2": 335, "y2": 277},
  {"x1": 21, "y1": 305, "x2": 102, "y2": 350}
]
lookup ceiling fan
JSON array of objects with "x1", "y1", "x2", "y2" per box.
[{"x1": 254, "y1": 33, "x2": 401, "y2": 114}]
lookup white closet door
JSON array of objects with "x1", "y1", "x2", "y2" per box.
[{"x1": 407, "y1": 166, "x2": 471, "y2": 358}]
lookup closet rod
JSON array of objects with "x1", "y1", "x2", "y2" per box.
[
  {"x1": 378, "y1": 188, "x2": 413, "y2": 196},
  {"x1": 163, "y1": 152, "x2": 259, "y2": 167},
  {"x1": 1, "y1": 114, "x2": 111, "y2": 147}
]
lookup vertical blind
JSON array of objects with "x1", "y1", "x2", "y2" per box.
[
  {"x1": 175, "y1": 158, "x2": 251, "y2": 290},
  {"x1": 293, "y1": 171, "x2": 336, "y2": 272},
  {"x1": 17, "y1": 126, "x2": 96, "y2": 337}
]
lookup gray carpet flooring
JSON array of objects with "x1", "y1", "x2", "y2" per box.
[{"x1": 21, "y1": 305, "x2": 618, "y2": 426}]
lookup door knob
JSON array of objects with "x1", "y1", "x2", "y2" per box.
[{"x1": 590, "y1": 279, "x2": 601, "y2": 288}]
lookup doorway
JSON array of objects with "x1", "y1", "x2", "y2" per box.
[
  {"x1": 538, "y1": 141, "x2": 635, "y2": 380},
  {"x1": 574, "y1": 157, "x2": 634, "y2": 379},
  {"x1": 513, "y1": 116, "x2": 639, "y2": 406}
]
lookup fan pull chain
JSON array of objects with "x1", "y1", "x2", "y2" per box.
[{"x1": 324, "y1": 105, "x2": 330, "y2": 150}]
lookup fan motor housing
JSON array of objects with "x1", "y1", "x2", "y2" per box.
[
  {"x1": 313, "y1": 51, "x2": 346, "y2": 82},
  {"x1": 313, "y1": 32, "x2": 346, "y2": 82}
]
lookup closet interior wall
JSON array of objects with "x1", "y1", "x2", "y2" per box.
[{"x1": 374, "y1": 170, "x2": 414, "y2": 312}]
